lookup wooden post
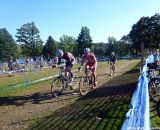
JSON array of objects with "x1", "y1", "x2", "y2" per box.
[{"x1": 141, "y1": 42, "x2": 144, "y2": 73}]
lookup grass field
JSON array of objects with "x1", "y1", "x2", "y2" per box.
[{"x1": 0, "y1": 59, "x2": 160, "y2": 130}]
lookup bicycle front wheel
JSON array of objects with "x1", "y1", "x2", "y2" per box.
[
  {"x1": 148, "y1": 80, "x2": 160, "y2": 103},
  {"x1": 51, "y1": 78, "x2": 65, "y2": 97},
  {"x1": 68, "y1": 74, "x2": 78, "y2": 91},
  {"x1": 79, "y1": 77, "x2": 89, "y2": 96},
  {"x1": 157, "y1": 99, "x2": 160, "y2": 117}
]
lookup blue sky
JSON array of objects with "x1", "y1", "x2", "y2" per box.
[{"x1": 0, "y1": 0, "x2": 160, "y2": 43}]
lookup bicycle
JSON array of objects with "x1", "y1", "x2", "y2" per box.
[
  {"x1": 156, "y1": 98, "x2": 160, "y2": 117},
  {"x1": 147, "y1": 63, "x2": 160, "y2": 103},
  {"x1": 51, "y1": 66, "x2": 79, "y2": 97},
  {"x1": 79, "y1": 67, "x2": 97, "y2": 96}
]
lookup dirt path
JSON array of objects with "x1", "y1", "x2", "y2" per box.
[{"x1": 0, "y1": 60, "x2": 139, "y2": 130}]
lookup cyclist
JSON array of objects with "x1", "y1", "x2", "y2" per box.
[
  {"x1": 108, "y1": 52, "x2": 117, "y2": 76},
  {"x1": 78, "y1": 48, "x2": 97, "y2": 85},
  {"x1": 56, "y1": 49, "x2": 75, "y2": 85}
]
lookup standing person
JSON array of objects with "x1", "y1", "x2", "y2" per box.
[
  {"x1": 25, "y1": 57, "x2": 29, "y2": 71},
  {"x1": 56, "y1": 49, "x2": 75, "y2": 85},
  {"x1": 8, "y1": 58, "x2": 14, "y2": 77},
  {"x1": 108, "y1": 52, "x2": 117, "y2": 76},
  {"x1": 8, "y1": 59, "x2": 14, "y2": 71},
  {"x1": 153, "y1": 49, "x2": 160, "y2": 74},
  {"x1": 38, "y1": 56, "x2": 43, "y2": 71},
  {"x1": 153, "y1": 49, "x2": 159, "y2": 63},
  {"x1": 78, "y1": 48, "x2": 97, "y2": 85}
]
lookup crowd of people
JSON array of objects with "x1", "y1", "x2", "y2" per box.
[{"x1": 0, "y1": 48, "x2": 159, "y2": 80}]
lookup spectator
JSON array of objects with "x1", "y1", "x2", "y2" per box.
[{"x1": 153, "y1": 49, "x2": 159, "y2": 63}]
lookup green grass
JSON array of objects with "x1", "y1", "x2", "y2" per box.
[
  {"x1": 1, "y1": 59, "x2": 159, "y2": 130},
  {"x1": 150, "y1": 102, "x2": 160, "y2": 127},
  {"x1": 26, "y1": 61, "x2": 140, "y2": 130},
  {"x1": 0, "y1": 60, "x2": 134, "y2": 97}
]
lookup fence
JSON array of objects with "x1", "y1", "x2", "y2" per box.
[{"x1": 122, "y1": 55, "x2": 154, "y2": 130}]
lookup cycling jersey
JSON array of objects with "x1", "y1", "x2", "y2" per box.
[
  {"x1": 109, "y1": 55, "x2": 117, "y2": 63},
  {"x1": 58, "y1": 52, "x2": 75, "y2": 67},
  {"x1": 82, "y1": 53, "x2": 97, "y2": 73},
  {"x1": 82, "y1": 53, "x2": 97, "y2": 66}
]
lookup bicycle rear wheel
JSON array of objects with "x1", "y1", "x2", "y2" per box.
[
  {"x1": 148, "y1": 80, "x2": 160, "y2": 103},
  {"x1": 79, "y1": 77, "x2": 89, "y2": 96},
  {"x1": 51, "y1": 78, "x2": 65, "y2": 97},
  {"x1": 157, "y1": 99, "x2": 160, "y2": 117}
]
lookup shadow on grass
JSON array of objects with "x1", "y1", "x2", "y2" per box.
[
  {"x1": 0, "y1": 91, "x2": 80, "y2": 106},
  {"x1": 26, "y1": 64, "x2": 140, "y2": 130}
]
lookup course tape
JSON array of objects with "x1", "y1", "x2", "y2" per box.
[{"x1": 122, "y1": 55, "x2": 154, "y2": 130}]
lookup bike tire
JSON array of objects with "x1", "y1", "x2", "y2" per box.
[
  {"x1": 156, "y1": 99, "x2": 160, "y2": 117},
  {"x1": 70, "y1": 74, "x2": 79, "y2": 90},
  {"x1": 51, "y1": 78, "x2": 64, "y2": 97},
  {"x1": 79, "y1": 77, "x2": 89, "y2": 96},
  {"x1": 148, "y1": 80, "x2": 160, "y2": 103}
]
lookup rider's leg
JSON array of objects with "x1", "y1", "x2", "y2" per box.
[
  {"x1": 85, "y1": 65, "x2": 89, "y2": 80},
  {"x1": 92, "y1": 67, "x2": 97, "y2": 83},
  {"x1": 110, "y1": 62, "x2": 113, "y2": 76}
]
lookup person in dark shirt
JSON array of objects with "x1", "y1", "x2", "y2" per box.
[
  {"x1": 56, "y1": 49, "x2": 75, "y2": 85},
  {"x1": 108, "y1": 52, "x2": 117, "y2": 76}
]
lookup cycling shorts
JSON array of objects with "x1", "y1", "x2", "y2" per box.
[
  {"x1": 85, "y1": 64, "x2": 96, "y2": 73},
  {"x1": 65, "y1": 62, "x2": 73, "y2": 71}
]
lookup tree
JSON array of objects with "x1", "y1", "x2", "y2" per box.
[
  {"x1": 106, "y1": 36, "x2": 117, "y2": 56},
  {"x1": 15, "y1": 22, "x2": 43, "y2": 57},
  {"x1": 92, "y1": 42, "x2": 107, "y2": 56},
  {"x1": 0, "y1": 28, "x2": 20, "y2": 61},
  {"x1": 42, "y1": 36, "x2": 57, "y2": 60},
  {"x1": 129, "y1": 13, "x2": 160, "y2": 55},
  {"x1": 59, "y1": 35, "x2": 76, "y2": 54},
  {"x1": 76, "y1": 26, "x2": 92, "y2": 56},
  {"x1": 120, "y1": 35, "x2": 134, "y2": 57}
]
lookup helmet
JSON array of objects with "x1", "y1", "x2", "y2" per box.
[
  {"x1": 56, "y1": 49, "x2": 63, "y2": 57},
  {"x1": 111, "y1": 52, "x2": 115, "y2": 56},
  {"x1": 84, "y1": 48, "x2": 90, "y2": 54}
]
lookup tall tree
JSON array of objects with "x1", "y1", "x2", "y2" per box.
[
  {"x1": 92, "y1": 42, "x2": 107, "y2": 56},
  {"x1": 0, "y1": 28, "x2": 20, "y2": 61},
  {"x1": 59, "y1": 35, "x2": 76, "y2": 54},
  {"x1": 42, "y1": 36, "x2": 57, "y2": 60},
  {"x1": 129, "y1": 13, "x2": 160, "y2": 55},
  {"x1": 76, "y1": 26, "x2": 92, "y2": 56},
  {"x1": 106, "y1": 36, "x2": 117, "y2": 56},
  {"x1": 15, "y1": 22, "x2": 43, "y2": 57}
]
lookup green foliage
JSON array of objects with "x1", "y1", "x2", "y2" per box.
[
  {"x1": 76, "y1": 26, "x2": 93, "y2": 56},
  {"x1": 106, "y1": 36, "x2": 117, "y2": 56},
  {"x1": 15, "y1": 22, "x2": 43, "y2": 57},
  {"x1": 0, "y1": 28, "x2": 20, "y2": 61},
  {"x1": 92, "y1": 42, "x2": 107, "y2": 56},
  {"x1": 59, "y1": 35, "x2": 76, "y2": 54},
  {"x1": 129, "y1": 13, "x2": 160, "y2": 50},
  {"x1": 42, "y1": 36, "x2": 57, "y2": 60}
]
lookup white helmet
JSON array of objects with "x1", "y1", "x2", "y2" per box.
[
  {"x1": 111, "y1": 52, "x2": 115, "y2": 56},
  {"x1": 84, "y1": 48, "x2": 90, "y2": 54},
  {"x1": 56, "y1": 49, "x2": 64, "y2": 57}
]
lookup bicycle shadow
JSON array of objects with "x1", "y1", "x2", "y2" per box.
[
  {"x1": 0, "y1": 91, "x2": 80, "y2": 106},
  {"x1": 27, "y1": 64, "x2": 140, "y2": 130}
]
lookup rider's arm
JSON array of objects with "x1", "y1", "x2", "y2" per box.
[
  {"x1": 78, "y1": 56, "x2": 85, "y2": 70},
  {"x1": 91, "y1": 54, "x2": 97, "y2": 66}
]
